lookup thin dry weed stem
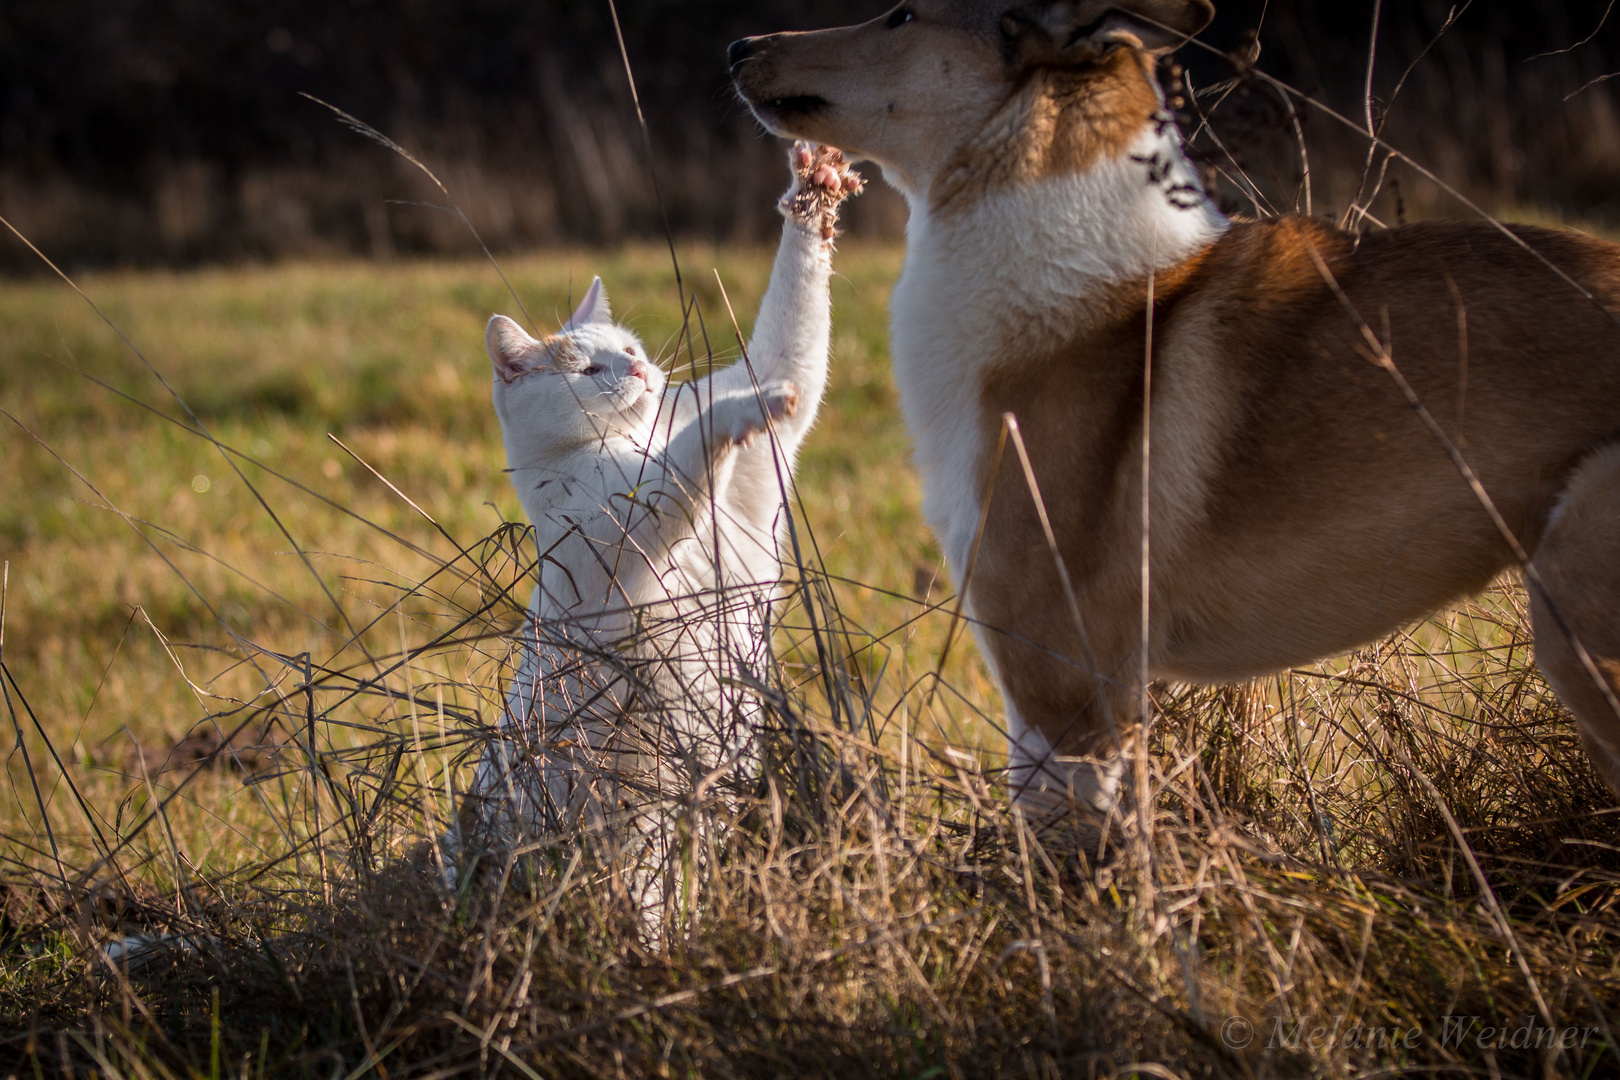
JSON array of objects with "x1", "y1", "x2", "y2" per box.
[
  {"x1": 1529, "y1": 0, "x2": 1618, "y2": 62},
  {"x1": 1343, "y1": 0, "x2": 1385, "y2": 233},
  {"x1": 296, "y1": 94, "x2": 537, "y2": 336},
  {"x1": 1395, "y1": 742, "x2": 1556, "y2": 1032},
  {"x1": 924, "y1": 414, "x2": 1011, "y2": 714},
  {"x1": 1004, "y1": 415, "x2": 1118, "y2": 738},
  {"x1": 1137, "y1": 236, "x2": 1158, "y2": 916}
]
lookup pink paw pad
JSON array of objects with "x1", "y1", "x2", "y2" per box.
[{"x1": 782, "y1": 141, "x2": 864, "y2": 240}]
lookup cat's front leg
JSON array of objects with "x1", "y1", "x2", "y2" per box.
[
  {"x1": 683, "y1": 382, "x2": 797, "y2": 463},
  {"x1": 625, "y1": 384, "x2": 800, "y2": 545},
  {"x1": 690, "y1": 145, "x2": 859, "y2": 542},
  {"x1": 703, "y1": 143, "x2": 860, "y2": 446},
  {"x1": 752, "y1": 147, "x2": 861, "y2": 421}
]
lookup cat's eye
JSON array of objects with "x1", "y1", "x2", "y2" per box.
[
  {"x1": 886, "y1": 7, "x2": 914, "y2": 28},
  {"x1": 625, "y1": 347, "x2": 637, "y2": 356},
  {"x1": 583, "y1": 364, "x2": 603, "y2": 375}
]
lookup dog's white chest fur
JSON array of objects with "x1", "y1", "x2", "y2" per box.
[{"x1": 889, "y1": 125, "x2": 1228, "y2": 584}]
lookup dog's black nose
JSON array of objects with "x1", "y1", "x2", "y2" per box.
[{"x1": 727, "y1": 37, "x2": 758, "y2": 72}]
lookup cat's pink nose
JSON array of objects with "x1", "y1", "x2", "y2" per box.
[{"x1": 628, "y1": 361, "x2": 651, "y2": 384}]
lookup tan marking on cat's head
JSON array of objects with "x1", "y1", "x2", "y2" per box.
[{"x1": 487, "y1": 315, "x2": 586, "y2": 383}]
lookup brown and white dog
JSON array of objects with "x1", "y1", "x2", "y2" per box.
[{"x1": 730, "y1": 0, "x2": 1620, "y2": 811}]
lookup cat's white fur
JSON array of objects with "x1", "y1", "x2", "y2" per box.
[{"x1": 453, "y1": 146, "x2": 861, "y2": 914}]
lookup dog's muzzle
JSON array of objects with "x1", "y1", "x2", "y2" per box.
[{"x1": 727, "y1": 37, "x2": 760, "y2": 74}]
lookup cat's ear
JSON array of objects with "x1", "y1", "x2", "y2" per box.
[
  {"x1": 487, "y1": 315, "x2": 548, "y2": 383},
  {"x1": 562, "y1": 276, "x2": 612, "y2": 332}
]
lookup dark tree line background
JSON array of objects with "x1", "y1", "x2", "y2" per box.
[{"x1": 2, "y1": 0, "x2": 1620, "y2": 271}]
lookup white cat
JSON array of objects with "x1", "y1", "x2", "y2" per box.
[{"x1": 452, "y1": 145, "x2": 862, "y2": 913}]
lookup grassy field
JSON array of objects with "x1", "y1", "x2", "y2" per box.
[
  {"x1": 4, "y1": 242, "x2": 1620, "y2": 1078},
  {"x1": 0, "y1": 244, "x2": 993, "y2": 856}
]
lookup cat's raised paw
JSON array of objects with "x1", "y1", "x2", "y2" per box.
[
  {"x1": 762, "y1": 381, "x2": 800, "y2": 422},
  {"x1": 717, "y1": 383, "x2": 801, "y2": 449},
  {"x1": 781, "y1": 142, "x2": 863, "y2": 240}
]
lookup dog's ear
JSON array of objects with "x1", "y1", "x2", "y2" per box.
[{"x1": 1002, "y1": 0, "x2": 1213, "y2": 67}]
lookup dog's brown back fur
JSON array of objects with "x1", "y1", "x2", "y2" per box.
[{"x1": 975, "y1": 218, "x2": 1620, "y2": 756}]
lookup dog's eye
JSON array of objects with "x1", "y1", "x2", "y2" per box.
[{"x1": 886, "y1": 7, "x2": 914, "y2": 28}]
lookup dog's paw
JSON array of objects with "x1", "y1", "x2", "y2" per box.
[{"x1": 781, "y1": 142, "x2": 864, "y2": 241}]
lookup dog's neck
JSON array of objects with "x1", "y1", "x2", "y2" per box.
[
  {"x1": 886, "y1": 118, "x2": 1227, "y2": 569},
  {"x1": 892, "y1": 120, "x2": 1226, "y2": 365},
  {"x1": 906, "y1": 119, "x2": 1224, "y2": 311}
]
